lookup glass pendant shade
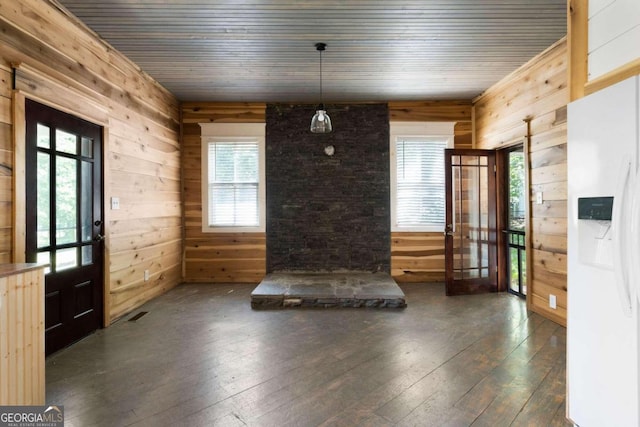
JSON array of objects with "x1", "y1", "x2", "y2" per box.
[
  {"x1": 310, "y1": 42, "x2": 332, "y2": 133},
  {"x1": 310, "y1": 107, "x2": 332, "y2": 133}
]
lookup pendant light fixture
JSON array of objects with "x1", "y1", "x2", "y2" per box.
[{"x1": 310, "y1": 42, "x2": 332, "y2": 133}]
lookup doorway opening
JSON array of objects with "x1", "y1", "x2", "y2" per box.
[
  {"x1": 501, "y1": 145, "x2": 527, "y2": 298},
  {"x1": 25, "y1": 99, "x2": 104, "y2": 355}
]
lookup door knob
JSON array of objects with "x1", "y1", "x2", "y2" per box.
[
  {"x1": 444, "y1": 224, "x2": 454, "y2": 237},
  {"x1": 93, "y1": 234, "x2": 105, "y2": 242}
]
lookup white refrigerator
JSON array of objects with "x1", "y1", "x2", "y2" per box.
[{"x1": 567, "y1": 74, "x2": 640, "y2": 426}]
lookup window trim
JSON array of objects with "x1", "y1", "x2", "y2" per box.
[
  {"x1": 390, "y1": 122, "x2": 455, "y2": 232},
  {"x1": 200, "y1": 123, "x2": 266, "y2": 233}
]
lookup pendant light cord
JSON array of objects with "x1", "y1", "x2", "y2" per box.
[
  {"x1": 315, "y1": 42, "x2": 327, "y2": 108},
  {"x1": 319, "y1": 48, "x2": 323, "y2": 107}
]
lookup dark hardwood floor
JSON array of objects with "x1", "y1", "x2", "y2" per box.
[{"x1": 46, "y1": 283, "x2": 570, "y2": 426}]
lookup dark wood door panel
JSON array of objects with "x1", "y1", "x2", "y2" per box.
[{"x1": 26, "y1": 99, "x2": 104, "y2": 356}]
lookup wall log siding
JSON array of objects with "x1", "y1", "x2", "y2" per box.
[
  {"x1": 474, "y1": 37, "x2": 568, "y2": 326},
  {"x1": 388, "y1": 101, "x2": 473, "y2": 122},
  {"x1": 181, "y1": 104, "x2": 267, "y2": 283},
  {"x1": 0, "y1": 0, "x2": 182, "y2": 323},
  {"x1": 0, "y1": 63, "x2": 12, "y2": 263},
  {"x1": 0, "y1": 265, "x2": 45, "y2": 405},
  {"x1": 182, "y1": 102, "x2": 471, "y2": 284},
  {"x1": 389, "y1": 101, "x2": 473, "y2": 283}
]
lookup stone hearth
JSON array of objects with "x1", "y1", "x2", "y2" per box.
[{"x1": 251, "y1": 272, "x2": 406, "y2": 309}]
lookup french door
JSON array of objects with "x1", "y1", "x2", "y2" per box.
[
  {"x1": 444, "y1": 149, "x2": 498, "y2": 295},
  {"x1": 25, "y1": 100, "x2": 104, "y2": 355}
]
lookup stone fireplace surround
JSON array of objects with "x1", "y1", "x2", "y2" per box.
[{"x1": 251, "y1": 103, "x2": 405, "y2": 308}]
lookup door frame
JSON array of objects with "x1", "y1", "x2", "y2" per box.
[
  {"x1": 496, "y1": 137, "x2": 532, "y2": 301},
  {"x1": 12, "y1": 89, "x2": 111, "y2": 328}
]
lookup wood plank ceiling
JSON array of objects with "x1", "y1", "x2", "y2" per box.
[{"x1": 53, "y1": 0, "x2": 567, "y2": 103}]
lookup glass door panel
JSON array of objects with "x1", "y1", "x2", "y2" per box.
[
  {"x1": 445, "y1": 149, "x2": 497, "y2": 295},
  {"x1": 505, "y1": 147, "x2": 527, "y2": 297}
]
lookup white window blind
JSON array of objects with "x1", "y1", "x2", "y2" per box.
[
  {"x1": 207, "y1": 142, "x2": 259, "y2": 227},
  {"x1": 395, "y1": 137, "x2": 447, "y2": 228}
]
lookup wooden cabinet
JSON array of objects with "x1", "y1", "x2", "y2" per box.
[{"x1": 0, "y1": 264, "x2": 46, "y2": 405}]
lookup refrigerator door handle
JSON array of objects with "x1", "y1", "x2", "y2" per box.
[
  {"x1": 612, "y1": 159, "x2": 633, "y2": 317},
  {"x1": 631, "y1": 169, "x2": 640, "y2": 304}
]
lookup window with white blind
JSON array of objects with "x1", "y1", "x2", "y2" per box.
[
  {"x1": 390, "y1": 122, "x2": 454, "y2": 232},
  {"x1": 200, "y1": 123, "x2": 265, "y2": 232}
]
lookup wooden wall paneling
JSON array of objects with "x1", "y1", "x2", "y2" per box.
[
  {"x1": 391, "y1": 232, "x2": 445, "y2": 282},
  {"x1": 388, "y1": 101, "x2": 472, "y2": 283},
  {"x1": 0, "y1": 0, "x2": 178, "y2": 118},
  {"x1": 183, "y1": 230, "x2": 266, "y2": 283},
  {"x1": 474, "y1": 39, "x2": 568, "y2": 325},
  {"x1": 0, "y1": 31, "x2": 176, "y2": 131},
  {"x1": 454, "y1": 122, "x2": 473, "y2": 149},
  {"x1": 0, "y1": 95, "x2": 10, "y2": 124},
  {"x1": 102, "y1": 125, "x2": 112, "y2": 327},
  {"x1": 568, "y1": 0, "x2": 588, "y2": 101},
  {"x1": 11, "y1": 46, "x2": 182, "y2": 322},
  {"x1": 0, "y1": 64, "x2": 11, "y2": 97},
  {"x1": 181, "y1": 102, "x2": 266, "y2": 124},
  {"x1": 388, "y1": 100, "x2": 472, "y2": 122},
  {"x1": 11, "y1": 92, "x2": 24, "y2": 263},
  {"x1": 181, "y1": 103, "x2": 267, "y2": 283},
  {"x1": 474, "y1": 38, "x2": 567, "y2": 146},
  {"x1": 0, "y1": 63, "x2": 12, "y2": 264},
  {"x1": 0, "y1": 78, "x2": 16, "y2": 263},
  {"x1": 13, "y1": 66, "x2": 110, "y2": 125},
  {"x1": 0, "y1": 266, "x2": 45, "y2": 405},
  {"x1": 0, "y1": 1, "x2": 182, "y2": 324},
  {"x1": 109, "y1": 266, "x2": 182, "y2": 321},
  {"x1": 523, "y1": 120, "x2": 533, "y2": 310}
]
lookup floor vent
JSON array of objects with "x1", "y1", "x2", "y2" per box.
[{"x1": 128, "y1": 311, "x2": 148, "y2": 322}]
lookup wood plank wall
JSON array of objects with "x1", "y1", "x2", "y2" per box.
[
  {"x1": 388, "y1": 101, "x2": 473, "y2": 283},
  {"x1": 0, "y1": 64, "x2": 11, "y2": 263},
  {"x1": 181, "y1": 103, "x2": 267, "y2": 283},
  {"x1": 474, "y1": 38, "x2": 568, "y2": 326},
  {"x1": 0, "y1": 0, "x2": 182, "y2": 323},
  {"x1": 181, "y1": 101, "x2": 471, "y2": 284},
  {"x1": 0, "y1": 266, "x2": 45, "y2": 405}
]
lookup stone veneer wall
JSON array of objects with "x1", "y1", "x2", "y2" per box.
[{"x1": 266, "y1": 103, "x2": 390, "y2": 273}]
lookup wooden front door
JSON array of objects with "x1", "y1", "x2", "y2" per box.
[
  {"x1": 444, "y1": 149, "x2": 497, "y2": 295},
  {"x1": 25, "y1": 100, "x2": 104, "y2": 356}
]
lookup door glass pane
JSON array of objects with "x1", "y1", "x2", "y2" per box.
[
  {"x1": 462, "y1": 155, "x2": 479, "y2": 166},
  {"x1": 56, "y1": 156, "x2": 77, "y2": 245},
  {"x1": 56, "y1": 248, "x2": 77, "y2": 272},
  {"x1": 81, "y1": 161, "x2": 93, "y2": 241},
  {"x1": 464, "y1": 164, "x2": 479, "y2": 278},
  {"x1": 509, "y1": 247, "x2": 519, "y2": 293},
  {"x1": 81, "y1": 136, "x2": 93, "y2": 158},
  {"x1": 508, "y1": 150, "x2": 525, "y2": 231},
  {"x1": 56, "y1": 129, "x2": 77, "y2": 155},
  {"x1": 37, "y1": 124, "x2": 50, "y2": 149},
  {"x1": 451, "y1": 155, "x2": 491, "y2": 281},
  {"x1": 37, "y1": 251, "x2": 51, "y2": 274},
  {"x1": 82, "y1": 245, "x2": 92, "y2": 266},
  {"x1": 37, "y1": 152, "x2": 51, "y2": 248}
]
